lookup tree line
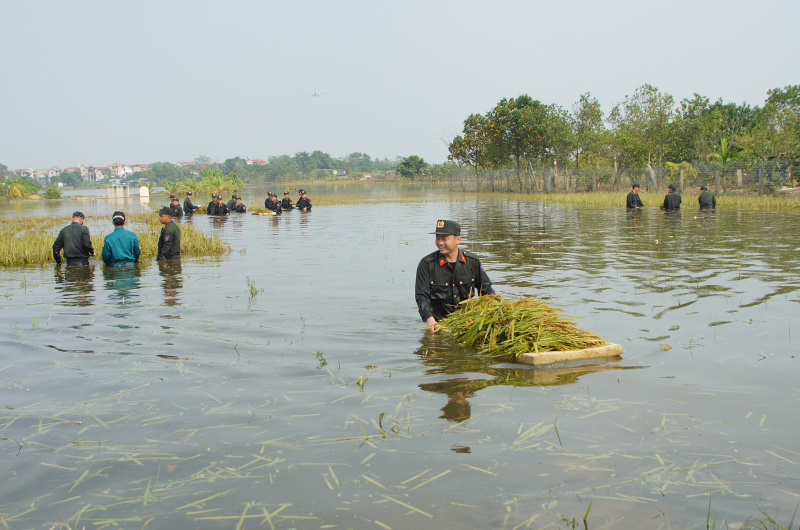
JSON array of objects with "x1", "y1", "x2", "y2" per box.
[{"x1": 446, "y1": 84, "x2": 800, "y2": 189}]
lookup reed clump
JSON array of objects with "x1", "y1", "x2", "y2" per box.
[
  {"x1": 439, "y1": 295, "x2": 608, "y2": 359},
  {"x1": 0, "y1": 213, "x2": 228, "y2": 267},
  {"x1": 251, "y1": 208, "x2": 277, "y2": 215},
  {"x1": 194, "y1": 206, "x2": 207, "y2": 214}
]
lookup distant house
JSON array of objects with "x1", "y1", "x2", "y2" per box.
[
  {"x1": 87, "y1": 166, "x2": 107, "y2": 182},
  {"x1": 130, "y1": 164, "x2": 149, "y2": 173},
  {"x1": 245, "y1": 157, "x2": 267, "y2": 165},
  {"x1": 176, "y1": 161, "x2": 195, "y2": 168},
  {"x1": 15, "y1": 168, "x2": 35, "y2": 178}
]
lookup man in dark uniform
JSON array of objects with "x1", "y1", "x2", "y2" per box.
[
  {"x1": 663, "y1": 184, "x2": 682, "y2": 210},
  {"x1": 170, "y1": 196, "x2": 183, "y2": 218},
  {"x1": 296, "y1": 189, "x2": 312, "y2": 211},
  {"x1": 280, "y1": 191, "x2": 293, "y2": 210},
  {"x1": 265, "y1": 192, "x2": 281, "y2": 214},
  {"x1": 698, "y1": 185, "x2": 716, "y2": 209},
  {"x1": 626, "y1": 183, "x2": 644, "y2": 208},
  {"x1": 183, "y1": 191, "x2": 198, "y2": 215},
  {"x1": 415, "y1": 220, "x2": 494, "y2": 332},
  {"x1": 53, "y1": 211, "x2": 95, "y2": 266},
  {"x1": 226, "y1": 194, "x2": 237, "y2": 210},
  {"x1": 208, "y1": 194, "x2": 219, "y2": 214},
  {"x1": 231, "y1": 195, "x2": 247, "y2": 213},
  {"x1": 157, "y1": 206, "x2": 181, "y2": 261}
]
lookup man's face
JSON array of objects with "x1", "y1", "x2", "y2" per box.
[
  {"x1": 284, "y1": 194, "x2": 289, "y2": 200},
  {"x1": 632, "y1": 186, "x2": 639, "y2": 194},
  {"x1": 435, "y1": 234, "x2": 461, "y2": 254},
  {"x1": 235, "y1": 198, "x2": 241, "y2": 203},
  {"x1": 159, "y1": 213, "x2": 172, "y2": 224}
]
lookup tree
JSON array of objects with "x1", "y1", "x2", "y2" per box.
[
  {"x1": 395, "y1": 156, "x2": 428, "y2": 179},
  {"x1": 571, "y1": 93, "x2": 604, "y2": 170},
  {"x1": 608, "y1": 84, "x2": 676, "y2": 166},
  {"x1": 747, "y1": 85, "x2": 800, "y2": 164},
  {"x1": 223, "y1": 157, "x2": 246, "y2": 175},
  {"x1": 448, "y1": 114, "x2": 491, "y2": 190},
  {"x1": 486, "y1": 95, "x2": 549, "y2": 189}
]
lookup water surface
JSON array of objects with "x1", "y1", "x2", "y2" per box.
[{"x1": 1, "y1": 193, "x2": 798, "y2": 528}]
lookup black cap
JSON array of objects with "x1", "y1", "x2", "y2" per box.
[
  {"x1": 632, "y1": 183, "x2": 640, "y2": 188},
  {"x1": 112, "y1": 211, "x2": 126, "y2": 223},
  {"x1": 169, "y1": 195, "x2": 176, "y2": 199},
  {"x1": 430, "y1": 220, "x2": 461, "y2": 236},
  {"x1": 298, "y1": 189, "x2": 305, "y2": 194},
  {"x1": 158, "y1": 206, "x2": 173, "y2": 215},
  {"x1": 284, "y1": 191, "x2": 290, "y2": 195},
  {"x1": 700, "y1": 185, "x2": 708, "y2": 190},
  {"x1": 186, "y1": 191, "x2": 192, "y2": 195},
  {"x1": 72, "y1": 211, "x2": 85, "y2": 219},
  {"x1": 234, "y1": 195, "x2": 241, "y2": 200},
  {"x1": 171, "y1": 196, "x2": 179, "y2": 202},
  {"x1": 212, "y1": 193, "x2": 217, "y2": 198},
  {"x1": 668, "y1": 184, "x2": 677, "y2": 191},
  {"x1": 232, "y1": 194, "x2": 236, "y2": 198}
]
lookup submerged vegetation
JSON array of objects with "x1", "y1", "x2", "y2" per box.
[
  {"x1": 439, "y1": 295, "x2": 608, "y2": 359},
  {"x1": 0, "y1": 212, "x2": 228, "y2": 267}
]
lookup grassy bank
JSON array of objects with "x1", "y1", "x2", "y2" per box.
[
  {"x1": 0, "y1": 212, "x2": 229, "y2": 267},
  {"x1": 466, "y1": 190, "x2": 800, "y2": 209}
]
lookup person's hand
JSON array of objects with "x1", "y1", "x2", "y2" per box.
[{"x1": 426, "y1": 317, "x2": 439, "y2": 332}]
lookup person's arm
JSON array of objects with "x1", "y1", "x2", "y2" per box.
[
  {"x1": 82, "y1": 227, "x2": 94, "y2": 256},
  {"x1": 712, "y1": 195, "x2": 716, "y2": 208},
  {"x1": 52, "y1": 230, "x2": 64, "y2": 264},
  {"x1": 133, "y1": 234, "x2": 141, "y2": 262},
  {"x1": 475, "y1": 261, "x2": 494, "y2": 296},
  {"x1": 637, "y1": 195, "x2": 643, "y2": 207},
  {"x1": 414, "y1": 260, "x2": 436, "y2": 330},
  {"x1": 663, "y1": 196, "x2": 668, "y2": 209},
  {"x1": 158, "y1": 230, "x2": 172, "y2": 260},
  {"x1": 101, "y1": 239, "x2": 111, "y2": 266}
]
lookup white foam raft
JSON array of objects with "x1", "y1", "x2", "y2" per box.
[{"x1": 517, "y1": 343, "x2": 623, "y2": 366}]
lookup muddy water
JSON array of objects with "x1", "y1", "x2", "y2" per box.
[{"x1": 1, "y1": 193, "x2": 799, "y2": 529}]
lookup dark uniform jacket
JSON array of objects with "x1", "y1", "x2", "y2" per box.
[
  {"x1": 626, "y1": 191, "x2": 643, "y2": 208},
  {"x1": 207, "y1": 201, "x2": 229, "y2": 215},
  {"x1": 226, "y1": 199, "x2": 236, "y2": 210},
  {"x1": 183, "y1": 198, "x2": 198, "y2": 215},
  {"x1": 265, "y1": 199, "x2": 281, "y2": 213},
  {"x1": 663, "y1": 192, "x2": 682, "y2": 210},
  {"x1": 53, "y1": 222, "x2": 94, "y2": 264},
  {"x1": 698, "y1": 191, "x2": 716, "y2": 208},
  {"x1": 231, "y1": 202, "x2": 247, "y2": 213},
  {"x1": 281, "y1": 198, "x2": 293, "y2": 210},
  {"x1": 170, "y1": 203, "x2": 183, "y2": 218},
  {"x1": 157, "y1": 220, "x2": 181, "y2": 261},
  {"x1": 415, "y1": 249, "x2": 494, "y2": 322},
  {"x1": 296, "y1": 197, "x2": 312, "y2": 210}
]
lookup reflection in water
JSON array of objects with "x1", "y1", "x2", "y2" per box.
[
  {"x1": 414, "y1": 333, "x2": 635, "y2": 423},
  {"x1": 53, "y1": 264, "x2": 95, "y2": 307},
  {"x1": 211, "y1": 216, "x2": 228, "y2": 229},
  {"x1": 102, "y1": 265, "x2": 142, "y2": 309},
  {"x1": 158, "y1": 261, "x2": 183, "y2": 306}
]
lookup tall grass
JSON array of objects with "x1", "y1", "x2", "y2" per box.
[
  {"x1": 468, "y1": 191, "x2": 800, "y2": 209},
  {"x1": 0, "y1": 213, "x2": 228, "y2": 267}
]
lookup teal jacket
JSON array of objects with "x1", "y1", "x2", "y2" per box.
[{"x1": 102, "y1": 227, "x2": 140, "y2": 265}]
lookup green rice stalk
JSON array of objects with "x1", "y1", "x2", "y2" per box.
[{"x1": 439, "y1": 294, "x2": 608, "y2": 359}]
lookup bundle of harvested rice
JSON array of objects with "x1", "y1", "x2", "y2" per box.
[
  {"x1": 439, "y1": 294, "x2": 608, "y2": 359},
  {"x1": 194, "y1": 206, "x2": 207, "y2": 214},
  {"x1": 251, "y1": 208, "x2": 276, "y2": 215}
]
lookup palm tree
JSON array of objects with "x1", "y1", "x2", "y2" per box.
[
  {"x1": 707, "y1": 138, "x2": 740, "y2": 187},
  {"x1": 1, "y1": 176, "x2": 40, "y2": 198}
]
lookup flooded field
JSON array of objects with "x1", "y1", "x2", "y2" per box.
[{"x1": 1, "y1": 187, "x2": 799, "y2": 529}]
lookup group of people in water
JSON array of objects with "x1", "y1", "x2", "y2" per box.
[
  {"x1": 626, "y1": 182, "x2": 717, "y2": 210},
  {"x1": 178, "y1": 189, "x2": 312, "y2": 217},
  {"x1": 52, "y1": 189, "x2": 314, "y2": 267}
]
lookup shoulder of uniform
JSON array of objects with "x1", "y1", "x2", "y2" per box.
[
  {"x1": 420, "y1": 251, "x2": 439, "y2": 264},
  {"x1": 462, "y1": 250, "x2": 481, "y2": 261}
]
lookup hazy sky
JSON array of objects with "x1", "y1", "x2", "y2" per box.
[{"x1": 2, "y1": 0, "x2": 798, "y2": 169}]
